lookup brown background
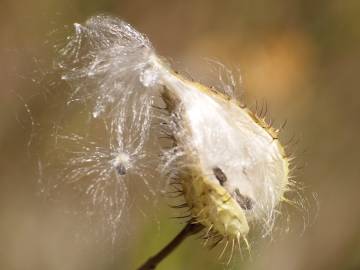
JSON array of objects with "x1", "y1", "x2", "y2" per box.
[{"x1": 1, "y1": 0, "x2": 360, "y2": 269}]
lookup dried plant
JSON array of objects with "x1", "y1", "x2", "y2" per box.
[{"x1": 49, "y1": 15, "x2": 297, "y2": 269}]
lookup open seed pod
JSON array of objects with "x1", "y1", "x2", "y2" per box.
[
  {"x1": 150, "y1": 57, "x2": 290, "y2": 245},
  {"x1": 58, "y1": 15, "x2": 292, "y2": 260}
]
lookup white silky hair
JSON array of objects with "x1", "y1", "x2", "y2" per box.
[{"x1": 57, "y1": 15, "x2": 289, "y2": 237}]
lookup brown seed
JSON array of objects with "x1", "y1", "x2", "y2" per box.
[
  {"x1": 115, "y1": 163, "x2": 126, "y2": 175},
  {"x1": 234, "y1": 189, "x2": 254, "y2": 210},
  {"x1": 212, "y1": 167, "x2": 227, "y2": 186}
]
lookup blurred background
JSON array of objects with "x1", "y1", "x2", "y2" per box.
[{"x1": 1, "y1": 0, "x2": 360, "y2": 269}]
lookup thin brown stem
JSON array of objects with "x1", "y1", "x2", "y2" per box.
[{"x1": 137, "y1": 222, "x2": 204, "y2": 270}]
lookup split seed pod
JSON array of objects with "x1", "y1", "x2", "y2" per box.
[
  {"x1": 58, "y1": 15, "x2": 291, "y2": 251},
  {"x1": 146, "y1": 56, "x2": 289, "y2": 245}
]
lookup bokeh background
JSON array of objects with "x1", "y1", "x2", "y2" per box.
[{"x1": 1, "y1": 0, "x2": 360, "y2": 269}]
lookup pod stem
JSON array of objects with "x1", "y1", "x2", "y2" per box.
[{"x1": 137, "y1": 222, "x2": 204, "y2": 270}]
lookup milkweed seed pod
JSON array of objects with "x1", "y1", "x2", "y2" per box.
[
  {"x1": 150, "y1": 57, "x2": 289, "y2": 245},
  {"x1": 59, "y1": 15, "x2": 290, "y2": 250}
]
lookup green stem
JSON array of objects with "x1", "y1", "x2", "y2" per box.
[{"x1": 137, "y1": 223, "x2": 204, "y2": 270}]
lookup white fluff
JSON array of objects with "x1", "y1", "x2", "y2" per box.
[
  {"x1": 55, "y1": 15, "x2": 289, "y2": 238},
  {"x1": 146, "y1": 57, "x2": 288, "y2": 230}
]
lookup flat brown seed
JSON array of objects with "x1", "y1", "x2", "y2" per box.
[
  {"x1": 115, "y1": 164, "x2": 126, "y2": 175},
  {"x1": 234, "y1": 189, "x2": 254, "y2": 210},
  {"x1": 213, "y1": 167, "x2": 227, "y2": 186}
]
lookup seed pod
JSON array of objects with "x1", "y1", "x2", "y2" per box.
[
  {"x1": 58, "y1": 15, "x2": 291, "y2": 250},
  {"x1": 154, "y1": 61, "x2": 289, "y2": 243}
]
